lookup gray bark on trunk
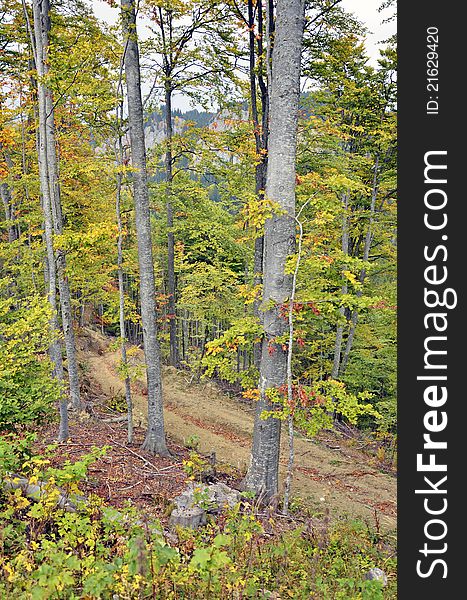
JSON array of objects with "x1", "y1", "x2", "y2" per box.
[
  {"x1": 32, "y1": 0, "x2": 81, "y2": 412},
  {"x1": 0, "y1": 147, "x2": 18, "y2": 243},
  {"x1": 0, "y1": 181, "x2": 17, "y2": 243},
  {"x1": 243, "y1": 0, "x2": 305, "y2": 502},
  {"x1": 331, "y1": 191, "x2": 350, "y2": 380},
  {"x1": 340, "y1": 156, "x2": 380, "y2": 375},
  {"x1": 121, "y1": 0, "x2": 168, "y2": 456},
  {"x1": 164, "y1": 85, "x2": 178, "y2": 368},
  {"x1": 29, "y1": 0, "x2": 69, "y2": 440},
  {"x1": 115, "y1": 132, "x2": 134, "y2": 444}
]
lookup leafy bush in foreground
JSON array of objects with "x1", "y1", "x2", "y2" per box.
[
  {"x1": 0, "y1": 438, "x2": 396, "y2": 599},
  {"x1": 0, "y1": 289, "x2": 60, "y2": 431}
]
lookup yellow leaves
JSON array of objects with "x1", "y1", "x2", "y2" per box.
[
  {"x1": 241, "y1": 196, "x2": 285, "y2": 230},
  {"x1": 237, "y1": 283, "x2": 261, "y2": 305},
  {"x1": 23, "y1": 455, "x2": 50, "y2": 470},
  {"x1": 3, "y1": 562, "x2": 16, "y2": 582},
  {"x1": 314, "y1": 210, "x2": 335, "y2": 226},
  {"x1": 0, "y1": 162, "x2": 8, "y2": 180},
  {"x1": 0, "y1": 125, "x2": 15, "y2": 149},
  {"x1": 11, "y1": 488, "x2": 30, "y2": 510},
  {"x1": 145, "y1": 0, "x2": 191, "y2": 17},
  {"x1": 205, "y1": 344, "x2": 224, "y2": 357},
  {"x1": 342, "y1": 270, "x2": 358, "y2": 285}
]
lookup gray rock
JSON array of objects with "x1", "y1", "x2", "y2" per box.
[
  {"x1": 207, "y1": 482, "x2": 240, "y2": 511},
  {"x1": 169, "y1": 506, "x2": 207, "y2": 529},
  {"x1": 170, "y1": 482, "x2": 241, "y2": 528},
  {"x1": 364, "y1": 567, "x2": 387, "y2": 586},
  {"x1": 173, "y1": 482, "x2": 240, "y2": 513}
]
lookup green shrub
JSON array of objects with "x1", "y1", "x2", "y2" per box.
[
  {"x1": 0, "y1": 290, "x2": 60, "y2": 431},
  {"x1": 0, "y1": 439, "x2": 397, "y2": 599}
]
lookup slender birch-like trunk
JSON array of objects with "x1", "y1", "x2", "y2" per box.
[
  {"x1": 121, "y1": 0, "x2": 168, "y2": 455},
  {"x1": 156, "y1": 6, "x2": 178, "y2": 368},
  {"x1": 164, "y1": 84, "x2": 178, "y2": 368},
  {"x1": 0, "y1": 181, "x2": 17, "y2": 243},
  {"x1": 31, "y1": 0, "x2": 81, "y2": 412},
  {"x1": 115, "y1": 131, "x2": 134, "y2": 444},
  {"x1": 27, "y1": 0, "x2": 69, "y2": 439},
  {"x1": 247, "y1": 0, "x2": 271, "y2": 369},
  {"x1": 341, "y1": 156, "x2": 380, "y2": 374},
  {"x1": 0, "y1": 148, "x2": 18, "y2": 243},
  {"x1": 331, "y1": 191, "x2": 350, "y2": 380},
  {"x1": 244, "y1": 0, "x2": 305, "y2": 502},
  {"x1": 283, "y1": 200, "x2": 308, "y2": 513}
]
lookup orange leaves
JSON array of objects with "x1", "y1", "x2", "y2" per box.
[
  {"x1": 205, "y1": 344, "x2": 223, "y2": 357},
  {"x1": 319, "y1": 254, "x2": 334, "y2": 265},
  {"x1": 242, "y1": 388, "x2": 260, "y2": 401},
  {"x1": 0, "y1": 126, "x2": 15, "y2": 149}
]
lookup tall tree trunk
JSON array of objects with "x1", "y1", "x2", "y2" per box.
[
  {"x1": 331, "y1": 191, "x2": 350, "y2": 380},
  {"x1": 164, "y1": 84, "x2": 178, "y2": 367},
  {"x1": 31, "y1": 0, "x2": 82, "y2": 411},
  {"x1": 0, "y1": 148, "x2": 18, "y2": 243},
  {"x1": 121, "y1": 0, "x2": 168, "y2": 456},
  {"x1": 248, "y1": 0, "x2": 270, "y2": 369},
  {"x1": 0, "y1": 181, "x2": 17, "y2": 243},
  {"x1": 28, "y1": 0, "x2": 68, "y2": 440},
  {"x1": 341, "y1": 156, "x2": 380, "y2": 374},
  {"x1": 283, "y1": 200, "x2": 308, "y2": 513},
  {"x1": 244, "y1": 0, "x2": 305, "y2": 502},
  {"x1": 115, "y1": 131, "x2": 134, "y2": 444}
]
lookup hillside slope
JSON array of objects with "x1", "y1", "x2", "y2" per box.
[{"x1": 79, "y1": 329, "x2": 396, "y2": 530}]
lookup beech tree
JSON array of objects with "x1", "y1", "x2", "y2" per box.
[
  {"x1": 145, "y1": 0, "x2": 238, "y2": 367},
  {"x1": 121, "y1": 0, "x2": 169, "y2": 455},
  {"x1": 28, "y1": 0, "x2": 84, "y2": 437},
  {"x1": 0, "y1": 0, "x2": 397, "y2": 505},
  {"x1": 243, "y1": 0, "x2": 306, "y2": 501}
]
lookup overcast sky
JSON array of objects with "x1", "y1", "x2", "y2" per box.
[{"x1": 90, "y1": 0, "x2": 396, "y2": 110}]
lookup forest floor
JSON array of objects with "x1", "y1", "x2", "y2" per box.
[{"x1": 40, "y1": 328, "x2": 396, "y2": 531}]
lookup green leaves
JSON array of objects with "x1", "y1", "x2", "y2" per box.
[
  {"x1": 202, "y1": 316, "x2": 262, "y2": 387},
  {"x1": 0, "y1": 289, "x2": 60, "y2": 431},
  {"x1": 189, "y1": 540, "x2": 232, "y2": 575}
]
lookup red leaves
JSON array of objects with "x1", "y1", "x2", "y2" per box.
[
  {"x1": 369, "y1": 300, "x2": 397, "y2": 310},
  {"x1": 278, "y1": 301, "x2": 320, "y2": 319},
  {"x1": 308, "y1": 302, "x2": 321, "y2": 316},
  {"x1": 277, "y1": 384, "x2": 325, "y2": 409}
]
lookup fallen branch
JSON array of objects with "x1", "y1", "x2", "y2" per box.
[
  {"x1": 102, "y1": 415, "x2": 128, "y2": 423},
  {"x1": 117, "y1": 480, "x2": 143, "y2": 492},
  {"x1": 109, "y1": 438, "x2": 164, "y2": 473}
]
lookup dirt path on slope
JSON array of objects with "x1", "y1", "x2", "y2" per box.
[{"x1": 79, "y1": 329, "x2": 396, "y2": 530}]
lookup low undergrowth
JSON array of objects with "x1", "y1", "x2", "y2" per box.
[{"x1": 0, "y1": 435, "x2": 396, "y2": 599}]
